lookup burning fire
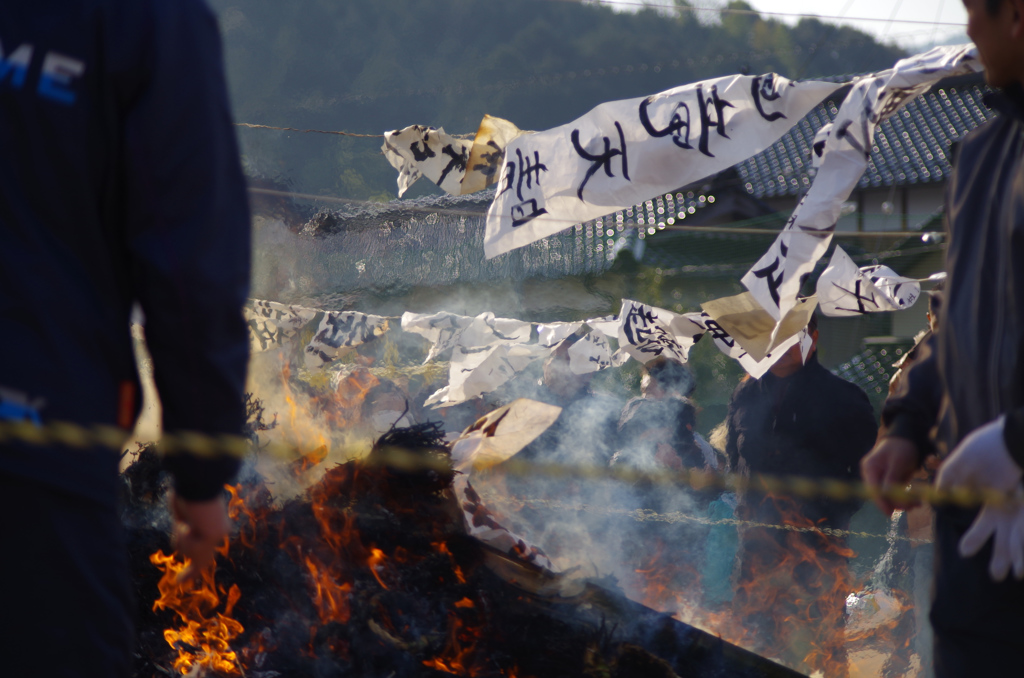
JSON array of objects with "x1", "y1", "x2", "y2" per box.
[{"x1": 149, "y1": 550, "x2": 244, "y2": 676}]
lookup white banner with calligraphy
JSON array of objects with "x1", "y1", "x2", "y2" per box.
[
  {"x1": 484, "y1": 73, "x2": 841, "y2": 258},
  {"x1": 817, "y1": 247, "x2": 922, "y2": 317},
  {"x1": 742, "y1": 44, "x2": 980, "y2": 327},
  {"x1": 383, "y1": 116, "x2": 524, "y2": 197},
  {"x1": 244, "y1": 300, "x2": 320, "y2": 353},
  {"x1": 616, "y1": 300, "x2": 706, "y2": 365},
  {"x1": 304, "y1": 311, "x2": 390, "y2": 369}
]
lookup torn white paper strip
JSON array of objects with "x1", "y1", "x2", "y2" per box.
[
  {"x1": 401, "y1": 311, "x2": 532, "y2": 364},
  {"x1": 816, "y1": 246, "x2": 922, "y2": 317},
  {"x1": 426, "y1": 343, "x2": 552, "y2": 408},
  {"x1": 304, "y1": 311, "x2": 389, "y2": 369},
  {"x1": 449, "y1": 398, "x2": 563, "y2": 472},
  {"x1": 742, "y1": 44, "x2": 980, "y2": 324},
  {"x1": 244, "y1": 300, "x2": 319, "y2": 353},
  {"x1": 691, "y1": 311, "x2": 806, "y2": 379},
  {"x1": 383, "y1": 116, "x2": 525, "y2": 197},
  {"x1": 617, "y1": 299, "x2": 706, "y2": 364},
  {"x1": 454, "y1": 475, "x2": 555, "y2": 572},
  {"x1": 536, "y1": 322, "x2": 583, "y2": 348},
  {"x1": 461, "y1": 115, "x2": 527, "y2": 195},
  {"x1": 382, "y1": 125, "x2": 473, "y2": 197},
  {"x1": 567, "y1": 328, "x2": 614, "y2": 374},
  {"x1": 700, "y1": 292, "x2": 817, "y2": 363},
  {"x1": 484, "y1": 73, "x2": 841, "y2": 258}
]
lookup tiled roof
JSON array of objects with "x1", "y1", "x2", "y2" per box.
[{"x1": 737, "y1": 74, "x2": 994, "y2": 198}]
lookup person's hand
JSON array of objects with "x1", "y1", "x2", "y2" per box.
[
  {"x1": 936, "y1": 415, "x2": 1024, "y2": 582},
  {"x1": 861, "y1": 436, "x2": 922, "y2": 515},
  {"x1": 958, "y1": 486, "x2": 1024, "y2": 581},
  {"x1": 936, "y1": 415, "x2": 1021, "y2": 494},
  {"x1": 169, "y1": 492, "x2": 229, "y2": 582}
]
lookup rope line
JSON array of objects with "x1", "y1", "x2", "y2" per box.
[
  {"x1": 233, "y1": 123, "x2": 383, "y2": 138},
  {"x1": 246, "y1": 186, "x2": 945, "y2": 240},
  {"x1": 494, "y1": 495, "x2": 931, "y2": 545},
  {"x1": 0, "y1": 419, "x2": 1009, "y2": 511}
]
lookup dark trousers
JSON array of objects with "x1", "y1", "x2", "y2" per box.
[
  {"x1": 0, "y1": 471, "x2": 134, "y2": 678},
  {"x1": 932, "y1": 506, "x2": 1024, "y2": 677}
]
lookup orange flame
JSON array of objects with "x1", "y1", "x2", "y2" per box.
[
  {"x1": 149, "y1": 550, "x2": 244, "y2": 676},
  {"x1": 303, "y1": 553, "x2": 353, "y2": 625},
  {"x1": 422, "y1": 614, "x2": 483, "y2": 675},
  {"x1": 367, "y1": 547, "x2": 390, "y2": 590},
  {"x1": 433, "y1": 541, "x2": 467, "y2": 584}
]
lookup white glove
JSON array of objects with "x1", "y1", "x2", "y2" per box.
[
  {"x1": 936, "y1": 415, "x2": 1024, "y2": 582},
  {"x1": 958, "y1": 485, "x2": 1024, "y2": 581},
  {"x1": 936, "y1": 415, "x2": 1022, "y2": 494}
]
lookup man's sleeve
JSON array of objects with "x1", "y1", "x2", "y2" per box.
[
  {"x1": 881, "y1": 335, "x2": 942, "y2": 464},
  {"x1": 122, "y1": 0, "x2": 250, "y2": 501}
]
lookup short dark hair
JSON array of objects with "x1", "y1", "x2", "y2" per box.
[
  {"x1": 987, "y1": 0, "x2": 1004, "y2": 14},
  {"x1": 645, "y1": 358, "x2": 696, "y2": 397}
]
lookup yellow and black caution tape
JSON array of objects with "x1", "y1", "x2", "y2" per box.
[{"x1": 0, "y1": 419, "x2": 1012, "y2": 514}]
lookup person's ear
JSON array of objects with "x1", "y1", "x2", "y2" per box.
[{"x1": 1012, "y1": 0, "x2": 1024, "y2": 39}]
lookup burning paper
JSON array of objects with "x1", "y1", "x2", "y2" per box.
[
  {"x1": 817, "y1": 246, "x2": 921, "y2": 317},
  {"x1": 742, "y1": 44, "x2": 980, "y2": 325},
  {"x1": 449, "y1": 398, "x2": 563, "y2": 472},
  {"x1": 485, "y1": 73, "x2": 840, "y2": 258},
  {"x1": 245, "y1": 300, "x2": 319, "y2": 353},
  {"x1": 304, "y1": 311, "x2": 389, "y2": 369},
  {"x1": 383, "y1": 115, "x2": 524, "y2": 197},
  {"x1": 449, "y1": 399, "x2": 562, "y2": 571}
]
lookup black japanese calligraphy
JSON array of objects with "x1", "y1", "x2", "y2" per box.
[
  {"x1": 622, "y1": 304, "x2": 686, "y2": 361},
  {"x1": 751, "y1": 241, "x2": 789, "y2": 308},
  {"x1": 499, "y1": 148, "x2": 550, "y2": 227},
  {"x1": 472, "y1": 140, "x2": 503, "y2": 182},
  {"x1": 638, "y1": 96, "x2": 693, "y2": 150},
  {"x1": 571, "y1": 121, "x2": 630, "y2": 201},
  {"x1": 409, "y1": 126, "x2": 436, "y2": 162},
  {"x1": 315, "y1": 313, "x2": 377, "y2": 349},
  {"x1": 696, "y1": 84, "x2": 734, "y2": 157},
  {"x1": 751, "y1": 74, "x2": 787, "y2": 123},
  {"x1": 830, "y1": 279, "x2": 880, "y2": 315},
  {"x1": 437, "y1": 144, "x2": 468, "y2": 187},
  {"x1": 836, "y1": 115, "x2": 872, "y2": 160},
  {"x1": 702, "y1": 317, "x2": 735, "y2": 349}
]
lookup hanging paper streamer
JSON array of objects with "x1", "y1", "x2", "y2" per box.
[
  {"x1": 304, "y1": 311, "x2": 389, "y2": 369},
  {"x1": 425, "y1": 343, "x2": 552, "y2": 408},
  {"x1": 401, "y1": 311, "x2": 532, "y2": 363},
  {"x1": 244, "y1": 300, "x2": 319, "y2": 353},
  {"x1": 817, "y1": 247, "x2": 922, "y2": 317},
  {"x1": 383, "y1": 116, "x2": 524, "y2": 197},
  {"x1": 616, "y1": 299, "x2": 706, "y2": 365},
  {"x1": 484, "y1": 73, "x2": 840, "y2": 258},
  {"x1": 742, "y1": 44, "x2": 980, "y2": 327},
  {"x1": 383, "y1": 126, "x2": 474, "y2": 197}
]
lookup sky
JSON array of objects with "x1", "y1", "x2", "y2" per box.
[{"x1": 607, "y1": 0, "x2": 970, "y2": 50}]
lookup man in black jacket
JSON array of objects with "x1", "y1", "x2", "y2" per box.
[
  {"x1": 0, "y1": 1, "x2": 250, "y2": 676},
  {"x1": 861, "y1": 0, "x2": 1024, "y2": 674},
  {"x1": 725, "y1": 315, "x2": 876, "y2": 675}
]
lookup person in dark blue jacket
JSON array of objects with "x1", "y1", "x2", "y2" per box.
[
  {"x1": 862, "y1": 1, "x2": 1024, "y2": 673},
  {"x1": 0, "y1": 1, "x2": 250, "y2": 676}
]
